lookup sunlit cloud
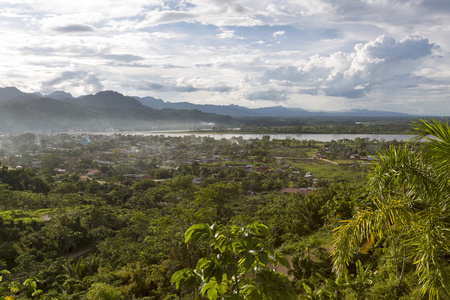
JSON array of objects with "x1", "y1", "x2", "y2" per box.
[{"x1": 0, "y1": 0, "x2": 448, "y2": 115}]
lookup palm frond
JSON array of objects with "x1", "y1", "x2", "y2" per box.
[
  {"x1": 331, "y1": 197, "x2": 411, "y2": 279},
  {"x1": 408, "y1": 211, "x2": 450, "y2": 299},
  {"x1": 411, "y1": 119, "x2": 450, "y2": 176},
  {"x1": 367, "y1": 145, "x2": 446, "y2": 205}
]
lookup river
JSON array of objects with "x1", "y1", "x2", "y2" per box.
[{"x1": 72, "y1": 131, "x2": 413, "y2": 142}]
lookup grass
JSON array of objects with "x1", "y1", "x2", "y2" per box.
[{"x1": 288, "y1": 158, "x2": 369, "y2": 184}]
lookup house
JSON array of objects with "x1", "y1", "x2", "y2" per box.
[
  {"x1": 86, "y1": 170, "x2": 101, "y2": 177},
  {"x1": 133, "y1": 174, "x2": 150, "y2": 181},
  {"x1": 54, "y1": 168, "x2": 67, "y2": 174},
  {"x1": 96, "y1": 160, "x2": 115, "y2": 166},
  {"x1": 192, "y1": 177, "x2": 203, "y2": 185}
]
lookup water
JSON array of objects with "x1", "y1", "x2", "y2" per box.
[{"x1": 72, "y1": 131, "x2": 413, "y2": 142}]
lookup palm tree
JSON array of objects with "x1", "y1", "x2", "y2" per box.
[{"x1": 331, "y1": 119, "x2": 450, "y2": 299}]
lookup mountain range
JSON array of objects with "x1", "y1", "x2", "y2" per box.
[
  {"x1": 0, "y1": 86, "x2": 412, "y2": 118},
  {"x1": 0, "y1": 86, "x2": 415, "y2": 133},
  {"x1": 0, "y1": 87, "x2": 234, "y2": 133},
  {"x1": 135, "y1": 96, "x2": 412, "y2": 118}
]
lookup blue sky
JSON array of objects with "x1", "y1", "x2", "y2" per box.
[{"x1": 1, "y1": 0, "x2": 449, "y2": 115}]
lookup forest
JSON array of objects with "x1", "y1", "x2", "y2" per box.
[{"x1": 0, "y1": 119, "x2": 449, "y2": 299}]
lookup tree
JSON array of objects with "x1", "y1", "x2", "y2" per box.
[
  {"x1": 84, "y1": 282, "x2": 123, "y2": 300},
  {"x1": 331, "y1": 119, "x2": 450, "y2": 299},
  {"x1": 194, "y1": 182, "x2": 243, "y2": 223},
  {"x1": 171, "y1": 222, "x2": 296, "y2": 300}
]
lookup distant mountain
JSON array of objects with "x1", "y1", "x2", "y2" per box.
[
  {"x1": 0, "y1": 87, "x2": 414, "y2": 131},
  {"x1": 47, "y1": 91, "x2": 74, "y2": 100},
  {"x1": 134, "y1": 98, "x2": 412, "y2": 118},
  {"x1": 134, "y1": 96, "x2": 166, "y2": 109},
  {"x1": 0, "y1": 94, "x2": 236, "y2": 133},
  {"x1": 335, "y1": 109, "x2": 412, "y2": 117},
  {"x1": 252, "y1": 106, "x2": 316, "y2": 117},
  {"x1": 75, "y1": 91, "x2": 144, "y2": 108},
  {"x1": 0, "y1": 98, "x2": 98, "y2": 132},
  {"x1": 0, "y1": 87, "x2": 42, "y2": 103}
]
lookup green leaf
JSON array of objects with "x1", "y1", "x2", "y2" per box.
[
  {"x1": 258, "y1": 251, "x2": 269, "y2": 265},
  {"x1": 185, "y1": 223, "x2": 212, "y2": 243},
  {"x1": 225, "y1": 294, "x2": 246, "y2": 300},
  {"x1": 215, "y1": 267, "x2": 224, "y2": 284},
  {"x1": 196, "y1": 257, "x2": 215, "y2": 281},
  {"x1": 275, "y1": 252, "x2": 290, "y2": 269},
  {"x1": 303, "y1": 282, "x2": 312, "y2": 294},
  {"x1": 242, "y1": 285, "x2": 264, "y2": 300},
  {"x1": 171, "y1": 268, "x2": 196, "y2": 290},
  {"x1": 254, "y1": 222, "x2": 270, "y2": 236},
  {"x1": 201, "y1": 277, "x2": 228, "y2": 300}
]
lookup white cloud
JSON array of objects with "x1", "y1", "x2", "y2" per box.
[
  {"x1": 0, "y1": 0, "x2": 449, "y2": 114},
  {"x1": 273, "y1": 31, "x2": 285, "y2": 38},
  {"x1": 217, "y1": 29, "x2": 246, "y2": 40},
  {"x1": 41, "y1": 71, "x2": 104, "y2": 95},
  {"x1": 256, "y1": 35, "x2": 436, "y2": 99}
]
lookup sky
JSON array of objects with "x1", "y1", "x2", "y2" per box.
[{"x1": 0, "y1": 0, "x2": 449, "y2": 115}]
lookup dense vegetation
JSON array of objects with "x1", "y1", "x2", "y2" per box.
[
  {"x1": 0, "y1": 120, "x2": 448, "y2": 299},
  {"x1": 230, "y1": 116, "x2": 422, "y2": 134}
]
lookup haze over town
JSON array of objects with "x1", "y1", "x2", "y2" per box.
[{"x1": 1, "y1": 0, "x2": 449, "y2": 115}]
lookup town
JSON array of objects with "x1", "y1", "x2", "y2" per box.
[{"x1": 0, "y1": 131, "x2": 419, "y2": 299}]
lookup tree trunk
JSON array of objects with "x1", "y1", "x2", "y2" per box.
[
  {"x1": 399, "y1": 246, "x2": 406, "y2": 283},
  {"x1": 393, "y1": 239, "x2": 399, "y2": 280}
]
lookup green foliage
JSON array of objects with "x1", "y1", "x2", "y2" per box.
[
  {"x1": 332, "y1": 119, "x2": 450, "y2": 299},
  {"x1": 0, "y1": 271, "x2": 43, "y2": 299},
  {"x1": 2, "y1": 129, "x2": 445, "y2": 299},
  {"x1": 171, "y1": 222, "x2": 296, "y2": 300},
  {"x1": 84, "y1": 282, "x2": 123, "y2": 300},
  {"x1": 344, "y1": 260, "x2": 374, "y2": 299}
]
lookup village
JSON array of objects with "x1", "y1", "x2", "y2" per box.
[
  {"x1": 0, "y1": 132, "x2": 400, "y2": 198},
  {"x1": 0, "y1": 130, "x2": 429, "y2": 300}
]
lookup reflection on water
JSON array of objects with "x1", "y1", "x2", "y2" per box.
[{"x1": 69, "y1": 131, "x2": 412, "y2": 142}]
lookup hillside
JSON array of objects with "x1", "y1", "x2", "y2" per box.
[
  {"x1": 134, "y1": 97, "x2": 413, "y2": 117},
  {"x1": 0, "y1": 96, "x2": 236, "y2": 133},
  {"x1": 0, "y1": 87, "x2": 414, "y2": 118}
]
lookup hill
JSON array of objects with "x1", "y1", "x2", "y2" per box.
[
  {"x1": 134, "y1": 97, "x2": 412, "y2": 118},
  {"x1": 0, "y1": 96, "x2": 235, "y2": 133},
  {"x1": 0, "y1": 86, "x2": 413, "y2": 118},
  {"x1": 0, "y1": 87, "x2": 42, "y2": 103},
  {"x1": 75, "y1": 91, "x2": 145, "y2": 109}
]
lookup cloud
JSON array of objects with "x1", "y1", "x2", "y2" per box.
[
  {"x1": 256, "y1": 35, "x2": 436, "y2": 99},
  {"x1": 246, "y1": 89, "x2": 287, "y2": 102},
  {"x1": 174, "y1": 85, "x2": 198, "y2": 92},
  {"x1": 102, "y1": 54, "x2": 145, "y2": 62},
  {"x1": 20, "y1": 46, "x2": 56, "y2": 56},
  {"x1": 19, "y1": 43, "x2": 145, "y2": 63},
  {"x1": 41, "y1": 71, "x2": 104, "y2": 95},
  {"x1": 137, "y1": 81, "x2": 164, "y2": 91},
  {"x1": 208, "y1": 85, "x2": 233, "y2": 93},
  {"x1": 163, "y1": 64, "x2": 185, "y2": 69},
  {"x1": 217, "y1": 29, "x2": 245, "y2": 39},
  {"x1": 136, "y1": 79, "x2": 233, "y2": 93},
  {"x1": 273, "y1": 31, "x2": 285, "y2": 38},
  {"x1": 52, "y1": 24, "x2": 95, "y2": 33},
  {"x1": 1, "y1": 0, "x2": 450, "y2": 115},
  {"x1": 144, "y1": 11, "x2": 197, "y2": 26}
]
